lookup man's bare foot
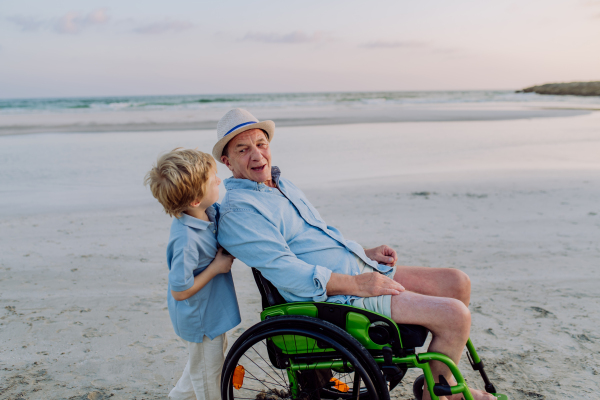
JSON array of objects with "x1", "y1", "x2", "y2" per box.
[
  {"x1": 444, "y1": 388, "x2": 497, "y2": 400},
  {"x1": 424, "y1": 382, "x2": 497, "y2": 400}
]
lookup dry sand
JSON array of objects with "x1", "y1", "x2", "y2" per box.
[{"x1": 1, "y1": 111, "x2": 599, "y2": 399}]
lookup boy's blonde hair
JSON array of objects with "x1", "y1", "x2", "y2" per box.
[{"x1": 144, "y1": 148, "x2": 216, "y2": 218}]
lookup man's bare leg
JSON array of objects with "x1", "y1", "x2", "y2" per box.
[
  {"x1": 390, "y1": 270, "x2": 495, "y2": 400},
  {"x1": 394, "y1": 265, "x2": 471, "y2": 306}
]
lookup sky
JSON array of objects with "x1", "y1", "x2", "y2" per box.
[{"x1": 1, "y1": 0, "x2": 599, "y2": 98}]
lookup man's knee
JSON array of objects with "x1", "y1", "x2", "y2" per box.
[
  {"x1": 447, "y1": 269, "x2": 471, "y2": 302},
  {"x1": 444, "y1": 299, "x2": 471, "y2": 339}
]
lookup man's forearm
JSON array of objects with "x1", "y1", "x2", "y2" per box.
[
  {"x1": 326, "y1": 271, "x2": 405, "y2": 298},
  {"x1": 326, "y1": 273, "x2": 358, "y2": 296}
]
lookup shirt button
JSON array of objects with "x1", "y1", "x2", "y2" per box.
[{"x1": 213, "y1": 230, "x2": 216, "y2": 234}]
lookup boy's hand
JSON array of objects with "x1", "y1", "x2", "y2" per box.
[{"x1": 212, "y1": 247, "x2": 235, "y2": 274}]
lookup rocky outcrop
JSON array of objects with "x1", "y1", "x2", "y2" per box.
[{"x1": 518, "y1": 81, "x2": 600, "y2": 96}]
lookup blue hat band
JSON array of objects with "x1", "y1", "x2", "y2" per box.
[{"x1": 225, "y1": 121, "x2": 258, "y2": 136}]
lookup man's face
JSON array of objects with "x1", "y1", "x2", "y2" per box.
[{"x1": 221, "y1": 129, "x2": 272, "y2": 183}]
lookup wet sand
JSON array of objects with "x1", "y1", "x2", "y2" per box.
[
  {"x1": 1, "y1": 111, "x2": 599, "y2": 399},
  {"x1": 0, "y1": 102, "x2": 593, "y2": 136}
]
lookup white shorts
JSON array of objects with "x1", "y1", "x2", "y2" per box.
[{"x1": 349, "y1": 258, "x2": 396, "y2": 318}]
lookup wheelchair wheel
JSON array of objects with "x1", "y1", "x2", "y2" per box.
[
  {"x1": 412, "y1": 375, "x2": 424, "y2": 400},
  {"x1": 222, "y1": 315, "x2": 389, "y2": 400}
]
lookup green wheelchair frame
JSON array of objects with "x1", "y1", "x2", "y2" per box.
[{"x1": 221, "y1": 269, "x2": 507, "y2": 400}]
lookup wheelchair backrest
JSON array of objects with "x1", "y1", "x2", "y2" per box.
[{"x1": 252, "y1": 268, "x2": 287, "y2": 309}]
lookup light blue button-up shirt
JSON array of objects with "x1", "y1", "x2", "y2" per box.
[
  {"x1": 218, "y1": 167, "x2": 392, "y2": 305},
  {"x1": 166, "y1": 204, "x2": 241, "y2": 343}
]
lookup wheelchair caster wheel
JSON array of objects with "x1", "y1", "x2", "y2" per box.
[{"x1": 412, "y1": 375, "x2": 424, "y2": 400}]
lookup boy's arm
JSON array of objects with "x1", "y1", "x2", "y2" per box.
[{"x1": 171, "y1": 248, "x2": 234, "y2": 301}]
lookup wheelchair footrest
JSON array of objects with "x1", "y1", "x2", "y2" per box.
[{"x1": 432, "y1": 375, "x2": 453, "y2": 397}]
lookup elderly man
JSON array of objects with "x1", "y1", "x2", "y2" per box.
[{"x1": 214, "y1": 109, "x2": 495, "y2": 400}]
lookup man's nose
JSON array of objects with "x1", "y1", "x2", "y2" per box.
[{"x1": 249, "y1": 145, "x2": 263, "y2": 161}]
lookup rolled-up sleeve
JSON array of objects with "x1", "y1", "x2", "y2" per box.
[{"x1": 218, "y1": 210, "x2": 331, "y2": 302}]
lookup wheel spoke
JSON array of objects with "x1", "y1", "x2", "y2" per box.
[
  {"x1": 252, "y1": 341, "x2": 288, "y2": 383},
  {"x1": 242, "y1": 353, "x2": 288, "y2": 389},
  {"x1": 242, "y1": 362, "x2": 289, "y2": 391},
  {"x1": 244, "y1": 376, "x2": 288, "y2": 388}
]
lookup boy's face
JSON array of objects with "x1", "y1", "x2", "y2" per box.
[{"x1": 198, "y1": 167, "x2": 221, "y2": 210}]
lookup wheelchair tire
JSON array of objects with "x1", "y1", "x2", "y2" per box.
[
  {"x1": 412, "y1": 374, "x2": 424, "y2": 400},
  {"x1": 222, "y1": 315, "x2": 389, "y2": 400}
]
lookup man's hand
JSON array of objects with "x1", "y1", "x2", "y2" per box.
[
  {"x1": 354, "y1": 272, "x2": 405, "y2": 297},
  {"x1": 364, "y1": 245, "x2": 398, "y2": 267},
  {"x1": 326, "y1": 272, "x2": 405, "y2": 297}
]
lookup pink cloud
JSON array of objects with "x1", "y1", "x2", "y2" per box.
[
  {"x1": 54, "y1": 9, "x2": 110, "y2": 34},
  {"x1": 243, "y1": 31, "x2": 331, "y2": 44},
  {"x1": 133, "y1": 19, "x2": 194, "y2": 34}
]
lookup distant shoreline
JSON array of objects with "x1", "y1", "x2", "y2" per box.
[{"x1": 518, "y1": 81, "x2": 600, "y2": 97}]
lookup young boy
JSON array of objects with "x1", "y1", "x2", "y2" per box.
[{"x1": 145, "y1": 148, "x2": 240, "y2": 400}]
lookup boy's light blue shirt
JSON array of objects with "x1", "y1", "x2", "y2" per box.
[
  {"x1": 218, "y1": 166, "x2": 393, "y2": 305},
  {"x1": 166, "y1": 203, "x2": 241, "y2": 343}
]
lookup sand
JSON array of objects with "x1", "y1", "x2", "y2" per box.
[{"x1": 1, "y1": 110, "x2": 599, "y2": 399}]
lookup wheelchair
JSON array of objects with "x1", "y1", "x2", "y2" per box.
[{"x1": 221, "y1": 269, "x2": 508, "y2": 400}]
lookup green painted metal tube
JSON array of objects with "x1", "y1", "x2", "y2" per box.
[
  {"x1": 289, "y1": 360, "x2": 347, "y2": 371},
  {"x1": 416, "y1": 353, "x2": 474, "y2": 400},
  {"x1": 286, "y1": 368, "x2": 299, "y2": 398},
  {"x1": 420, "y1": 361, "x2": 440, "y2": 400},
  {"x1": 466, "y1": 338, "x2": 481, "y2": 364},
  {"x1": 288, "y1": 352, "x2": 478, "y2": 400}
]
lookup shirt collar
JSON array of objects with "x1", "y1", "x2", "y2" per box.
[
  {"x1": 224, "y1": 166, "x2": 281, "y2": 191},
  {"x1": 177, "y1": 204, "x2": 217, "y2": 230}
]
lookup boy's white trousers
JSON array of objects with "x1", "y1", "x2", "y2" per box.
[{"x1": 169, "y1": 333, "x2": 228, "y2": 400}]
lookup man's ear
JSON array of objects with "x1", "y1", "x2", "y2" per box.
[{"x1": 221, "y1": 155, "x2": 233, "y2": 171}]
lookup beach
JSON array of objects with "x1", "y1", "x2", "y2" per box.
[{"x1": 1, "y1": 100, "x2": 599, "y2": 399}]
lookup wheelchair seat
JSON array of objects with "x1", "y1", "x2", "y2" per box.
[{"x1": 251, "y1": 268, "x2": 429, "y2": 351}]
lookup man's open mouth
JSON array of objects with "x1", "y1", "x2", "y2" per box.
[{"x1": 251, "y1": 165, "x2": 266, "y2": 172}]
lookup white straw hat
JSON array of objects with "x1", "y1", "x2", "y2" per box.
[{"x1": 212, "y1": 108, "x2": 275, "y2": 163}]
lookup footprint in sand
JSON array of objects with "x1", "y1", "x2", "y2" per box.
[
  {"x1": 82, "y1": 328, "x2": 102, "y2": 338},
  {"x1": 529, "y1": 306, "x2": 556, "y2": 318}
]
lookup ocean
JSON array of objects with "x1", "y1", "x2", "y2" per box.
[{"x1": 2, "y1": 90, "x2": 599, "y2": 115}]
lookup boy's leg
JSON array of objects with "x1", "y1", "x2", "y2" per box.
[
  {"x1": 188, "y1": 333, "x2": 228, "y2": 400},
  {"x1": 169, "y1": 355, "x2": 196, "y2": 400}
]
